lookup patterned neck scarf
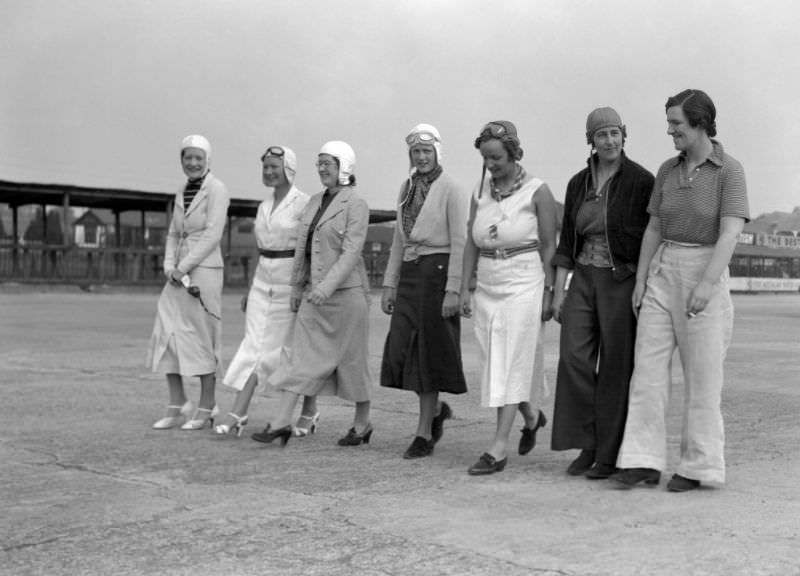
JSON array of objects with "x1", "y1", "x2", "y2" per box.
[
  {"x1": 401, "y1": 164, "x2": 443, "y2": 237},
  {"x1": 490, "y1": 165, "x2": 525, "y2": 202}
]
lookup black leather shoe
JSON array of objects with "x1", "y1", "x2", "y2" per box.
[
  {"x1": 610, "y1": 467, "x2": 661, "y2": 489},
  {"x1": 337, "y1": 423, "x2": 373, "y2": 446},
  {"x1": 667, "y1": 474, "x2": 700, "y2": 492},
  {"x1": 251, "y1": 424, "x2": 292, "y2": 446},
  {"x1": 431, "y1": 402, "x2": 453, "y2": 445},
  {"x1": 518, "y1": 410, "x2": 547, "y2": 455},
  {"x1": 585, "y1": 463, "x2": 618, "y2": 480},
  {"x1": 403, "y1": 436, "x2": 433, "y2": 459},
  {"x1": 566, "y1": 449, "x2": 595, "y2": 476},
  {"x1": 467, "y1": 452, "x2": 507, "y2": 476}
]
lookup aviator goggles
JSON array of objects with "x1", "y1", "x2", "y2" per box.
[
  {"x1": 405, "y1": 131, "x2": 439, "y2": 147},
  {"x1": 479, "y1": 122, "x2": 512, "y2": 139},
  {"x1": 261, "y1": 146, "x2": 285, "y2": 160}
]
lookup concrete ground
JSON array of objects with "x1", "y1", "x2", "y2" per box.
[{"x1": 1, "y1": 286, "x2": 799, "y2": 576}]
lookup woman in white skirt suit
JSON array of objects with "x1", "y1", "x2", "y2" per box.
[
  {"x1": 213, "y1": 146, "x2": 318, "y2": 437},
  {"x1": 149, "y1": 135, "x2": 230, "y2": 431},
  {"x1": 460, "y1": 121, "x2": 558, "y2": 475}
]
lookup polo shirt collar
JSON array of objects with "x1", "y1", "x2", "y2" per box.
[{"x1": 672, "y1": 139, "x2": 725, "y2": 168}]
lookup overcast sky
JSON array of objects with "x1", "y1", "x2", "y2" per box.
[{"x1": 2, "y1": 0, "x2": 799, "y2": 216}]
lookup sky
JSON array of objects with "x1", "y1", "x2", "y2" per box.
[{"x1": 2, "y1": 0, "x2": 800, "y2": 217}]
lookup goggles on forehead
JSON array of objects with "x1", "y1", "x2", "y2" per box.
[
  {"x1": 480, "y1": 122, "x2": 510, "y2": 138},
  {"x1": 405, "y1": 131, "x2": 439, "y2": 146},
  {"x1": 262, "y1": 146, "x2": 285, "y2": 160}
]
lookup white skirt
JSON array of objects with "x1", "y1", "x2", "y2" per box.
[
  {"x1": 223, "y1": 259, "x2": 295, "y2": 391},
  {"x1": 473, "y1": 251, "x2": 545, "y2": 407}
]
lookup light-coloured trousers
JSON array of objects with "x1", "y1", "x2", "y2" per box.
[{"x1": 616, "y1": 243, "x2": 733, "y2": 484}]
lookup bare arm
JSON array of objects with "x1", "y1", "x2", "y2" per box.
[
  {"x1": 632, "y1": 215, "x2": 662, "y2": 316},
  {"x1": 686, "y1": 216, "x2": 745, "y2": 315},
  {"x1": 459, "y1": 198, "x2": 479, "y2": 317},
  {"x1": 533, "y1": 183, "x2": 557, "y2": 321}
]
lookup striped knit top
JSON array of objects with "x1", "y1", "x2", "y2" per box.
[
  {"x1": 648, "y1": 140, "x2": 748, "y2": 245},
  {"x1": 183, "y1": 175, "x2": 205, "y2": 211}
]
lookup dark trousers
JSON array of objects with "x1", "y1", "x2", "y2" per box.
[{"x1": 551, "y1": 264, "x2": 637, "y2": 465}]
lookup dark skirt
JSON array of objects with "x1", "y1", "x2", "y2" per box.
[{"x1": 380, "y1": 253, "x2": 467, "y2": 394}]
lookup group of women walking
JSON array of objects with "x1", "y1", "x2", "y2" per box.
[{"x1": 147, "y1": 88, "x2": 748, "y2": 493}]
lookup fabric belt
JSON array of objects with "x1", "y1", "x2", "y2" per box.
[
  {"x1": 478, "y1": 241, "x2": 539, "y2": 260},
  {"x1": 259, "y1": 249, "x2": 295, "y2": 259}
]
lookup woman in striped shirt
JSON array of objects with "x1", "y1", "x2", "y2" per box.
[{"x1": 612, "y1": 90, "x2": 749, "y2": 492}]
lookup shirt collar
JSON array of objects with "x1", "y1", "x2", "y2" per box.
[{"x1": 672, "y1": 139, "x2": 725, "y2": 169}]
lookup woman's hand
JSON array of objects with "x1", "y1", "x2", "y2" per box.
[
  {"x1": 541, "y1": 291, "x2": 554, "y2": 322},
  {"x1": 459, "y1": 292, "x2": 472, "y2": 318},
  {"x1": 381, "y1": 287, "x2": 396, "y2": 315},
  {"x1": 551, "y1": 291, "x2": 565, "y2": 323},
  {"x1": 167, "y1": 269, "x2": 183, "y2": 287},
  {"x1": 290, "y1": 296, "x2": 302, "y2": 312},
  {"x1": 240, "y1": 294, "x2": 248, "y2": 313},
  {"x1": 442, "y1": 291, "x2": 460, "y2": 318},
  {"x1": 632, "y1": 279, "x2": 647, "y2": 318},
  {"x1": 686, "y1": 279, "x2": 713, "y2": 318},
  {"x1": 307, "y1": 287, "x2": 327, "y2": 306}
]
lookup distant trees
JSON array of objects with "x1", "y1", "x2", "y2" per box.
[{"x1": 23, "y1": 207, "x2": 64, "y2": 244}]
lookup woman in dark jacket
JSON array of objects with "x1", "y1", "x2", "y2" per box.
[{"x1": 550, "y1": 108, "x2": 654, "y2": 479}]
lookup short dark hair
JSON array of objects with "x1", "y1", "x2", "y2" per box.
[{"x1": 665, "y1": 89, "x2": 717, "y2": 137}]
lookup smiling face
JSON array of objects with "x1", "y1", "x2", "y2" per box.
[
  {"x1": 410, "y1": 143, "x2": 437, "y2": 174},
  {"x1": 592, "y1": 126, "x2": 624, "y2": 163},
  {"x1": 667, "y1": 105, "x2": 704, "y2": 152},
  {"x1": 479, "y1": 139, "x2": 515, "y2": 181},
  {"x1": 316, "y1": 154, "x2": 339, "y2": 188},
  {"x1": 262, "y1": 156, "x2": 287, "y2": 188},
  {"x1": 181, "y1": 147, "x2": 207, "y2": 179}
]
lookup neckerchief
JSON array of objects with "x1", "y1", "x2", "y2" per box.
[
  {"x1": 401, "y1": 164, "x2": 443, "y2": 237},
  {"x1": 490, "y1": 165, "x2": 525, "y2": 202}
]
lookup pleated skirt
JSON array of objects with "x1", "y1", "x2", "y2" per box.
[{"x1": 380, "y1": 253, "x2": 466, "y2": 394}]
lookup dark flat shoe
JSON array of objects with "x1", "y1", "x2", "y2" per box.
[
  {"x1": 585, "y1": 463, "x2": 618, "y2": 480},
  {"x1": 403, "y1": 436, "x2": 433, "y2": 459},
  {"x1": 518, "y1": 410, "x2": 547, "y2": 455},
  {"x1": 431, "y1": 402, "x2": 453, "y2": 445},
  {"x1": 467, "y1": 452, "x2": 507, "y2": 476},
  {"x1": 610, "y1": 467, "x2": 661, "y2": 489},
  {"x1": 567, "y1": 449, "x2": 595, "y2": 476},
  {"x1": 667, "y1": 474, "x2": 700, "y2": 492}
]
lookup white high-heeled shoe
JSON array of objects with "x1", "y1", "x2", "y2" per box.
[
  {"x1": 181, "y1": 405, "x2": 220, "y2": 430},
  {"x1": 152, "y1": 401, "x2": 194, "y2": 430},
  {"x1": 293, "y1": 412, "x2": 320, "y2": 437},
  {"x1": 214, "y1": 413, "x2": 249, "y2": 437}
]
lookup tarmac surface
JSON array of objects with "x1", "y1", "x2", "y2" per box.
[{"x1": 1, "y1": 286, "x2": 799, "y2": 576}]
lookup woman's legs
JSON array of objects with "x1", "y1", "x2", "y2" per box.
[
  {"x1": 217, "y1": 372, "x2": 258, "y2": 429},
  {"x1": 518, "y1": 402, "x2": 540, "y2": 427},
  {"x1": 300, "y1": 395, "x2": 318, "y2": 418},
  {"x1": 488, "y1": 404, "x2": 519, "y2": 460},
  {"x1": 198, "y1": 373, "x2": 216, "y2": 410},
  {"x1": 166, "y1": 373, "x2": 187, "y2": 413},
  {"x1": 353, "y1": 400, "x2": 371, "y2": 430},
  {"x1": 416, "y1": 392, "x2": 438, "y2": 439}
]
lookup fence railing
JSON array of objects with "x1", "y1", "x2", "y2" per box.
[{"x1": 0, "y1": 244, "x2": 389, "y2": 288}]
